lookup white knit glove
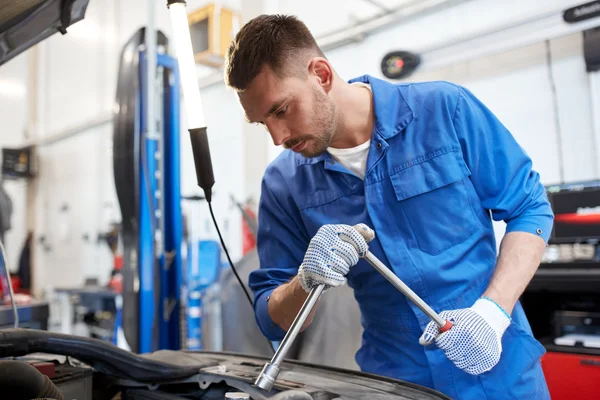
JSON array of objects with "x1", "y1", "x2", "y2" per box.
[
  {"x1": 419, "y1": 297, "x2": 511, "y2": 375},
  {"x1": 297, "y1": 224, "x2": 374, "y2": 293}
]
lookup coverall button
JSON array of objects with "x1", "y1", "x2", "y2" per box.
[
  {"x1": 329, "y1": 160, "x2": 335, "y2": 165},
  {"x1": 536, "y1": 228, "x2": 542, "y2": 235},
  {"x1": 377, "y1": 142, "x2": 382, "y2": 149}
]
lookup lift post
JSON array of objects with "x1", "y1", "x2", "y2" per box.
[{"x1": 138, "y1": 50, "x2": 183, "y2": 353}]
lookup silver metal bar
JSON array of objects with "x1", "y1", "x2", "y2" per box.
[
  {"x1": 361, "y1": 0, "x2": 393, "y2": 13},
  {"x1": 255, "y1": 284, "x2": 325, "y2": 391},
  {"x1": 255, "y1": 227, "x2": 451, "y2": 392},
  {"x1": 363, "y1": 251, "x2": 445, "y2": 328},
  {"x1": 272, "y1": 284, "x2": 324, "y2": 366},
  {"x1": 0, "y1": 239, "x2": 18, "y2": 328},
  {"x1": 317, "y1": 0, "x2": 470, "y2": 51}
]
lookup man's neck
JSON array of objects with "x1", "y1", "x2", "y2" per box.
[{"x1": 329, "y1": 78, "x2": 374, "y2": 149}]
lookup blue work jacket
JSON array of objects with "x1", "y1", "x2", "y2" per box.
[{"x1": 249, "y1": 75, "x2": 554, "y2": 399}]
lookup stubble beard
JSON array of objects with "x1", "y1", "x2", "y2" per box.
[{"x1": 298, "y1": 88, "x2": 337, "y2": 158}]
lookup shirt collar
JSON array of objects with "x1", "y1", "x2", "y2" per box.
[
  {"x1": 348, "y1": 74, "x2": 415, "y2": 140},
  {"x1": 295, "y1": 151, "x2": 330, "y2": 165},
  {"x1": 295, "y1": 74, "x2": 415, "y2": 166}
]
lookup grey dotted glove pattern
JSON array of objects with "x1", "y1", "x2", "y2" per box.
[
  {"x1": 297, "y1": 224, "x2": 373, "y2": 293},
  {"x1": 419, "y1": 298, "x2": 511, "y2": 375}
]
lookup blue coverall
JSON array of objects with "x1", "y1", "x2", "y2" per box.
[{"x1": 248, "y1": 75, "x2": 554, "y2": 399}]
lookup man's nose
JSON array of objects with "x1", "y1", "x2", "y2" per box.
[{"x1": 266, "y1": 121, "x2": 290, "y2": 146}]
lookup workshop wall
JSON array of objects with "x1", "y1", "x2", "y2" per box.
[
  {"x1": 27, "y1": 0, "x2": 244, "y2": 295},
  {"x1": 0, "y1": 52, "x2": 30, "y2": 274},
  {"x1": 29, "y1": 1, "x2": 133, "y2": 292}
]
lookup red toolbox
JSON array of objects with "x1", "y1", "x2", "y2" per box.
[{"x1": 542, "y1": 349, "x2": 600, "y2": 400}]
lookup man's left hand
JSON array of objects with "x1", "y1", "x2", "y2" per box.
[{"x1": 419, "y1": 298, "x2": 511, "y2": 375}]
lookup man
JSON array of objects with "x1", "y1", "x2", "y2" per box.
[{"x1": 224, "y1": 14, "x2": 553, "y2": 399}]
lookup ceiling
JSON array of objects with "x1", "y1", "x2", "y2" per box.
[{"x1": 277, "y1": 0, "x2": 426, "y2": 38}]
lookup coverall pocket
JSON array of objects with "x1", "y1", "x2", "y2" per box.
[
  {"x1": 389, "y1": 147, "x2": 477, "y2": 255},
  {"x1": 477, "y1": 323, "x2": 549, "y2": 400}
]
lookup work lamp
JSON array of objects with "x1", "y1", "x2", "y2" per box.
[
  {"x1": 165, "y1": 1, "x2": 254, "y2": 359},
  {"x1": 166, "y1": 0, "x2": 215, "y2": 202}
]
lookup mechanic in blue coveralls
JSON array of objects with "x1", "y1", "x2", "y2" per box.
[{"x1": 224, "y1": 14, "x2": 553, "y2": 399}]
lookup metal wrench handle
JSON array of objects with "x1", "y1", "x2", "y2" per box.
[
  {"x1": 363, "y1": 251, "x2": 452, "y2": 332},
  {"x1": 255, "y1": 284, "x2": 325, "y2": 391},
  {"x1": 271, "y1": 284, "x2": 324, "y2": 366}
]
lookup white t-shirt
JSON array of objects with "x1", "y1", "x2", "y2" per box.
[{"x1": 326, "y1": 82, "x2": 372, "y2": 180}]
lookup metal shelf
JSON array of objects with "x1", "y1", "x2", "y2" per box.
[
  {"x1": 528, "y1": 263, "x2": 600, "y2": 292},
  {"x1": 542, "y1": 339, "x2": 600, "y2": 357}
]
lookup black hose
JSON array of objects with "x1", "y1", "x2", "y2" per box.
[
  {"x1": 0, "y1": 360, "x2": 64, "y2": 400},
  {"x1": 0, "y1": 329, "x2": 204, "y2": 382}
]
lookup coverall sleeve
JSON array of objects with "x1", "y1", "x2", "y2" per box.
[
  {"x1": 451, "y1": 85, "x2": 554, "y2": 242},
  {"x1": 248, "y1": 175, "x2": 310, "y2": 341}
]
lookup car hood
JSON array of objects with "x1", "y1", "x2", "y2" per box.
[
  {"x1": 0, "y1": 0, "x2": 90, "y2": 67},
  {"x1": 141, "y1": 350, "x2": 451, "y2": 400}
]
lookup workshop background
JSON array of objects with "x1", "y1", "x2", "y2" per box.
[{"x1": 0, "y1": 0, "x2": 599, "y2": 398}]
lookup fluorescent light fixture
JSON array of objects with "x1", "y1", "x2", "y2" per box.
[
  {"x1": 166, "y1": 0, "x2": 214, "y2": 202},
  {"x1": 167, "y1": 1, "x2": 205, "y2": 129}
]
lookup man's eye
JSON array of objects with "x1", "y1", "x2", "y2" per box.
[{"x1": 276, "y1": 106, "x2": 288, "y2": 116}]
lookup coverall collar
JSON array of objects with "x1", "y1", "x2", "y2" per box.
[{"x1": 295, "y1": 74, "x2": 415, "y2": 166}]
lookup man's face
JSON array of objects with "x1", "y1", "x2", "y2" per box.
[{"x1": 238, "y1": 65, "x2": 336, "y2": 158}]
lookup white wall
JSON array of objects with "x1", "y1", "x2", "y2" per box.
[
  {"x1": 0, "y1": 52, "x2": 29, "y2": 273},
  {"x1": 34, "y1": 127, "x2": 114, "y2": 288}
]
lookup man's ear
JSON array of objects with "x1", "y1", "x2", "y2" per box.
[{"x1": 308, "y1": 57, "x2": 333, "y2": 93}]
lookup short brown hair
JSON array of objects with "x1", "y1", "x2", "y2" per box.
[{"x1": 224, "y1": 14, "x2": 324, "y2": 91}]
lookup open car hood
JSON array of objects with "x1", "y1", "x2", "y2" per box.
[
  {"x1": 143, "y1": 350, "x2": 452, "y2": 399},
  {"x1": 0, "y1": 329, "x2": 451, "y2": 399},
  {"x1": 0, "y1": 0, "x2": 90, "y2": 66}
]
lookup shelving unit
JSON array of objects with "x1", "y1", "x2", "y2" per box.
[{"x1": 523, "y1": 261, "x2": 600, "y2": 400}]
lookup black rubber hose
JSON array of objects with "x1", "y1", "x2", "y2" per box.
[
  {"x1": 0, "y1": 360, "x2": 64, "y2": 400},
  {"x1": 0, "y1": 329, "x2": 204, "y2": 382}
]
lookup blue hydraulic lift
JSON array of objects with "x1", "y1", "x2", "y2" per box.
[
  {"x1": 137, "y1": 50, "x2": 183, "y2": 353},
  {"x1": 114, "y1": 27, "x2": 223, "y2": 354}
]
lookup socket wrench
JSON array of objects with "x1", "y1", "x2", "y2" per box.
[
  {"x1": 254, "y1": 225, "x2": 452, "y2": 391},
  {"x1": 254, "y1": 284, "x2": 325, "y2": 391}
]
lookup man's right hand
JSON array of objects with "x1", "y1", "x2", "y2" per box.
[{"x1": 297, "y1": 224, "x2": 373, "y2": 293}]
